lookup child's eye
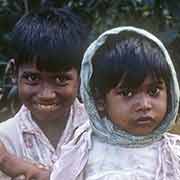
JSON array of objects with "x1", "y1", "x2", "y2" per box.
[
  {"x1": 148, "y1": 87, "x2": 160, "y2": 97},
  {"x1": 117, "y1": 88, "x2": 134, "y2": 97}
]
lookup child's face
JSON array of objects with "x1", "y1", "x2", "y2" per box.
[
  {"x1": 103, "y1": 75, "x2": 167, "y2": 136},
  {"x1": 17, "y1": 63, "x2": 79, "y2": 122}
]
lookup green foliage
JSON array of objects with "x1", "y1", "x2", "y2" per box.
[{"x1": 0, "y1": 0, "x2": 180, "y2": 62}]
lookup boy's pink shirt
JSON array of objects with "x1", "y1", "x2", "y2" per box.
[
  {"x1": 50, "y1": 120, "x2": 91, "y2": 180},
  {"x1": 0, "y1": 98, "x2": 90, "y2": 180}
]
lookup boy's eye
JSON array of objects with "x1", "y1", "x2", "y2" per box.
[
  {"x1": 148, "y1": 86, "x2": 160, "y2": 97},
  {"x1": 55, "y1": 75, "x2": 68, "y2": 86},
  {"x1": 23, "y1": 73, "x2": 40, "y2": 82}
]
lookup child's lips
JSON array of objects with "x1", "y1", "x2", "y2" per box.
[{"x1": 134, "y1": 116, "x2": 155, "y2": 125}]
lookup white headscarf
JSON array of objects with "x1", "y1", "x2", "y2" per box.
[{"x1": 80, "y1": 26, "x2": 180, "y2": 147}]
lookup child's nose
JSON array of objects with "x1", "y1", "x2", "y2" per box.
[{"x1": 135, "y1": 94, "x2": 152, "y2": 112}]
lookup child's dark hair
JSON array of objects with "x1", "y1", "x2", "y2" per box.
[
  {"x1": 11, "y1": 6, "x2": 89, "y2": 73},
  {"x1": 90, "y1": 33, "x2": 171, "y2": 100}
]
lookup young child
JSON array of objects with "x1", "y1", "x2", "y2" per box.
[
  {"x1": 0, "y1": 3, "x2": 90, "y2": 180},
  {"x1": 47, "y1": 27, "x2": 180, "y2": 180},
  {"x1": 77, "y1": 26, "x2": 180, "y2": 179}
]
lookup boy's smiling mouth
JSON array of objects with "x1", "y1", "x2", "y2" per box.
[{"x1": 36, "y1": 103, "x2": 58, "y2": 112}]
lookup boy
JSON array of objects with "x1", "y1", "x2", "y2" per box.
[{"x1": 0, "y1": 4, "x2": 90, "y2": 180}]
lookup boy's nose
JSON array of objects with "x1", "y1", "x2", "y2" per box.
[
  {"x1": 135, "y1": 94, "x2": 152, "y2": 112},
  {"x1": 38, "y1": 86, "x2": 56, "y2": 99}
]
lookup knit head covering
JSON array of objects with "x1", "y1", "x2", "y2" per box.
[{"x1": 80, "y1": 26, "x2": 179, "y2": 147}]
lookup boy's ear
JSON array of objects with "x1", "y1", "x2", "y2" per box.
[{"x1": 5, "y1": 58, "x2": 17, "y2": 83}]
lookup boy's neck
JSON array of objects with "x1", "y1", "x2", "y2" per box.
[
  {"x1": 32, "y1": 112, "x2": 69, "y2": 149},
  {"x1": 42, "y1": 122, "x2": 66, "y2": 149}
]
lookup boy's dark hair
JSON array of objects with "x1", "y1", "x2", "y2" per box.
[
  {"x1": 90, "y1": 33, "x2": 171, "y2": 98},
  {"x1": 11, "y1": 6, "x2": 89, "y2": 73}
]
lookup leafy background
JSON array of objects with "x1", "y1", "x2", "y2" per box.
[{"x1": 1, "y1": 0, "x2": 180, "y2": 59}]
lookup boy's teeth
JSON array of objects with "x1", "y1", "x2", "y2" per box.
[{"x1": 37, "y1": 104, "x2": 57, "y2": 111}]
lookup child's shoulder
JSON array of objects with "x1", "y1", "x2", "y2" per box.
[
  {"x1": 163, "y1": 132, "x2": 180, "y2": 146},
  {"x1": 164, "y1": 132, "x2": 180, "y2": 138}
]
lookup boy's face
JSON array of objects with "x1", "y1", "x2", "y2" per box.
[
  {"x1": 17, "y1": 63, "x2": 79, "y2": 122},
  {"x1": 103, "y1": 76, "x2": 167, "y2": 136}
]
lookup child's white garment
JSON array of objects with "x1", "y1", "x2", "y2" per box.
[
  {"x1": 85, "y1": 133, "x2": 180, "y2": 180},
  {"x1": 0, "y1": 98, "x2": 89, "y2": 180}
]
